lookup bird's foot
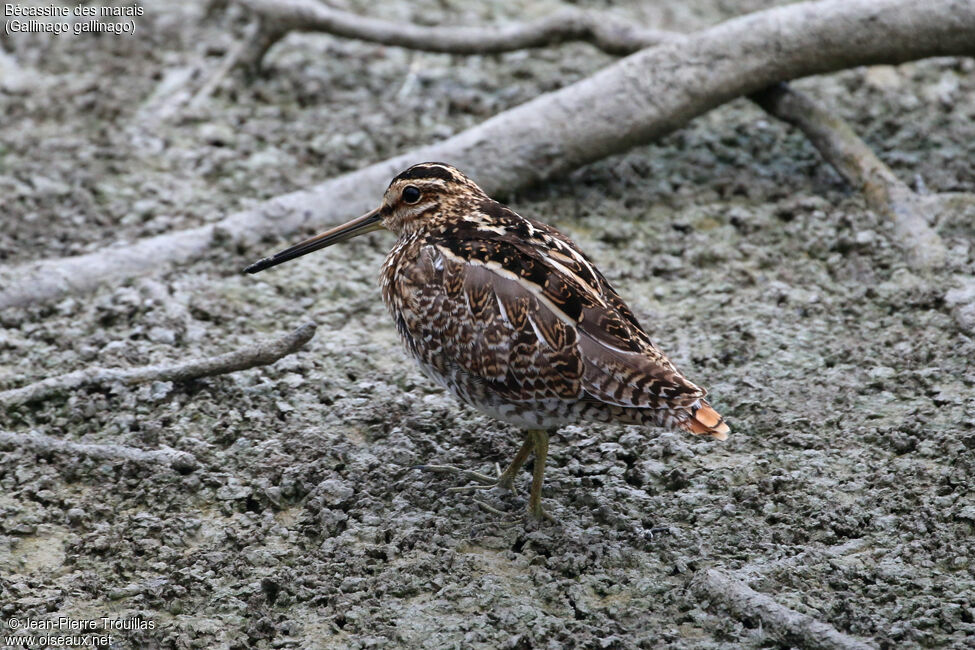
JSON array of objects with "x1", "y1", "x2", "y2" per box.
[
  {"x1": 470, "y1": 498, "x2": 556, "y2": 528},
  {"x1": 528, "y1": 500, "x2": 556, "y2": 524},
  {"x1": 413, "y1": 458, "x2": 554, "y2": 526},
  {"x1": 413, "y1": 463, "x2": 503, "y2": 492}
]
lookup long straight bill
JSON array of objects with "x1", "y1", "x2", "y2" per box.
[{"x1": 244, "y1": 208, "x2": 383, "y2": 274}]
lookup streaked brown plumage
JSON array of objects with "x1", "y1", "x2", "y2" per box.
[{"x1": 246, "y1": 162, "x2": 729, "y2": 519}]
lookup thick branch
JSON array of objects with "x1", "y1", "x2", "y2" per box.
[
  {"x1": 692, "y1": 569, "x2": 877, "y2": 650},
  {"x1": 0, "y1": 430, "x2": 199, "y2": 472},
  {"x1": 0, "y1": 322, "x2": 316, "y2": 407},
  {"x1": 2, "y1": 0, "x2": 973, "y2": 310}
]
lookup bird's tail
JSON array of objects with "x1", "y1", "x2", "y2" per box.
[{"x1": 679, "y1": 400, "x2": 730, "y2": 441}]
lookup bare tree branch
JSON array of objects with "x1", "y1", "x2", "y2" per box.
[
  {"x1": 2, "y1": 0, "x2": 973, "y2": 311},
  {"x1": 691, "y1": 568, "x2": 877, "y2": 650},
  {"x1": 0, "y1": 430, "x2": 200, "y2": 472},
  {"x1": 0, "y1": 323, "x2": 316, "y2": 408}
]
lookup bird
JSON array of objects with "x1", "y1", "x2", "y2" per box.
[{"x1": 245, "y1": 162, "x2": 729, "y2": 520}]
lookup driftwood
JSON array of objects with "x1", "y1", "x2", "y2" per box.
[
  {"x1": 0, "y1": 429, "x2": 200, "y2": 472},
  {"x1": 691, "y1": 568, "x2": 877, "y2": 650},
  {"x1": 0, "y1": 322, "x2": 316, "y2": 407},
  {"x1": 2, "y1": 0, "x2": 974, "y2": 312}
]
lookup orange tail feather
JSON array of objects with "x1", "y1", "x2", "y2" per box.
[{"x1": 681, "y1": 401, "x2": 730, "y2": 441}]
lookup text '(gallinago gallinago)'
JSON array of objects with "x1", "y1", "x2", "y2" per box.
[{"x1": 245, "y1": 163, "x2": 729, "y2": 520}]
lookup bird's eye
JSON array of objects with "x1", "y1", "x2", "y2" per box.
[{"x1": 402, "y1": 185, "x2": 421, "y2": 204}]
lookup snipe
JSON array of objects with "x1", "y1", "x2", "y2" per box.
[{"x1": 245, "y1": 162, "x2": 729, "y2": 520}]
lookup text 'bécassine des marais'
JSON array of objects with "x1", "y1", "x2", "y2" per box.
[{"x1": 4, "y1": 4, "x2": 143, "y2": 17}]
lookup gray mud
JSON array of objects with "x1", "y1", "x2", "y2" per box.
[{"x1": 1, "y1": 1, "x2": 974, "y2": 648}]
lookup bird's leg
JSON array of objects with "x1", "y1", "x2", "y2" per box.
[
  {"x1": 496, "y1": 432, "x2": 534, "y2": 493},
  {"x1": 527, "y1": 429, "x2": 553, "y2": 521},
  {"x1": 418, "y1": 429, "x2": 556, "y2": 524}
]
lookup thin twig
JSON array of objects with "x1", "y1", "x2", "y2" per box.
[
  {"x1": 692, "y1": 568, "x2": 877, "y2": 650},
  {"x1": 234, "y1": 0, "x2": 677, "y2": 69},
  {"x1": 189, "y1": 19, "x2": 283, "y2": 108},
  {"x1": 752, "y1": 83, "x2": 948, "y2": 270},
  {"x1": 0, "y1": 322, "x2": 316, "y2": 408},
  {"x1": 0, "y1": 430, "x2": 200, "y2": 472},
  {"x1": 188, "y1": 26, "x2": 254, "y2": 108}
]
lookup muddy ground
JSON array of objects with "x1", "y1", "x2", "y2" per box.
[{"x1": 1, "y1": 0, "x2": 974, "y2": 648}]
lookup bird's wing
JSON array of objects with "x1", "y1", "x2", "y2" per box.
[
  {"x1": 395, "y1": 242, "x2": 583, "y2": 403},
  {"x1": 394, "y1": 205, "x2": 705, "y2": 409},
  {"x1": 511, "y1": 213, "x2": 706, "y2": 408}
]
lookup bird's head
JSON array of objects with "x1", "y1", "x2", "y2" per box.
[{"x1": 244, "y1": 162, "x2": 483, "y2": 274}]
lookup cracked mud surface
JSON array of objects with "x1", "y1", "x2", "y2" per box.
[{"x1": 1, "y1": 0, "x2": 974, "y2": 648}]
